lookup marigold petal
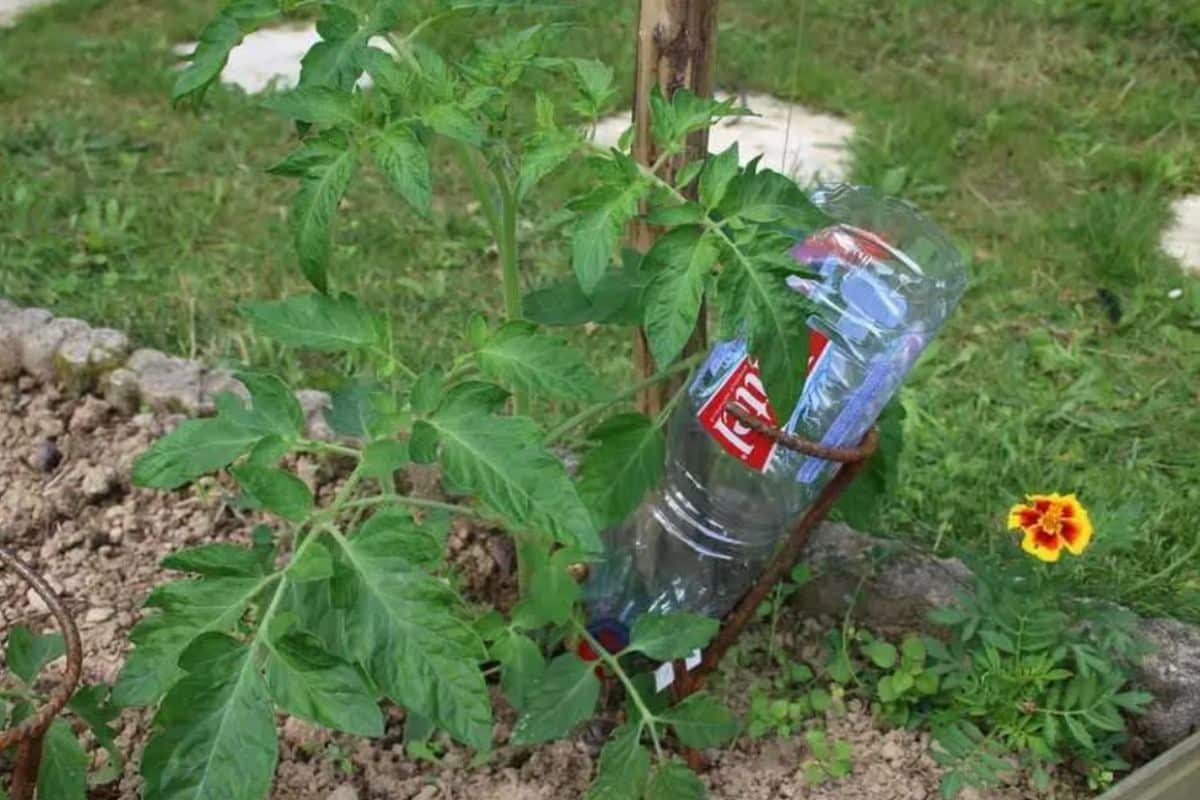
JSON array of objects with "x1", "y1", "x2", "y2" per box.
[
  {"x1": 1062, "y1": 510, "x2": 1093, "y2": 555},
  {"x1": 1021, "y1": 527, "x2": 1062, "y2": 563}
]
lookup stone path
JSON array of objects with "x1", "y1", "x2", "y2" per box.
[
  {"x1": 0, "y1": 0, "x2": 56, "y2": 27},
  {"x1": 1162, "y1": 195, "x2": 1200, "y2": 276}
]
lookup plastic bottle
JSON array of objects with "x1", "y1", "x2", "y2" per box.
[{"x1": 583, "y1": 184, "x2": 967, "y2": 633}]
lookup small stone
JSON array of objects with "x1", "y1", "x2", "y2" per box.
[
  {"x1": 26, "y1": 587, "x2": 50, "y2": 614},
  {"x1": 0, "y1": 307, "x2": 52, "y2": 379},
  {"x1": 296, "y1": 389, "x2": 333, "y2": 440},
  {"x1": 68, "y1": 396, "x2": 112, "y2": 435},
  {"x1": 127, "y1": 348, "x2": 207, "y2": 414},
  {"x1": 55, "y1": 327, "x2": 129, "y2": 394},
  {"x1": 327, "y1": 787, "x2": 358, "y2": 800},
  {"x1": 84, "y1": 606, "x2": 115, "y2": 624},
  {"x1": 30, "y1": 439, "x2": 62, "y2": 472},
  {"x1": 101, "y1": 367, "x2": 141, "y2": 415},
  {"x1": 38, "y1": 416, "x2": 65, "y2": 438},
  {"x1": 81, "y1": 464, "x2": 119, "y2": 500},
  {"x1": 21, "y1": 317, "x2": 89, "y2": 379}
]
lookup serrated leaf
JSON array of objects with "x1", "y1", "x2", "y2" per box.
[
  {"x1": 523, "y1": 249, "x2": 647, "y2": 326},
  {"x1": 337, "y1": 524, "x2": 492, "y2": 750},
  {"x1": 510, "y1": 544, "x2": 581, "y2": 629},
  {"x1": 427, "y1": 382, "x2": 599, "y2": 552},
  {"x1": 699, "y1": 144, "x2": 739, "y2": 209},
  {"x1": 162, "y1": 544, "x2": 265, "y2": 578},
  {"x1": 715, "y1": 242, "x2": 810, "y2": 411},
  {"x1": 517, "y1": 129, "x2": 579, "y2": 199},
  {"x1": 299, "y1": 5, "x2": 368, "y2": 91},
  {"x1": 232, "y1": 372, "x2": 305, "y2": 439},
  {"x1": 409, "y1": 420, "x2": 441, "y2": 464},
  {"x1": 587, "y1": 724, "x2": 650, "y2": 799},
  {"x1": 1063, "y1": 714, "x2": 1094, "y2": 750},
  {"x1": 132, "y1": 417, "x2": 262, "y2": 490},
  {"x1": 354, "y1": 508, "x2": 446, "y2": 568},
  {"x1": 362, "y1": 439, "x2": 409, "y2": 485},
  {"x1": 291, "y1": 146, "x2": 358, "y2": 292},
  {"x1": 577, "y1": 413, "x2": 664, "y2": 529},
  {"x1": 37, "y1": 718, "x2": 88, "y2": 800},
  {"x1": 241, "y1": 292, "x2": 385, "y2": 353},
  {"x1": 6, "y1": 625, "x2": 65, "y2": 685},
  {"x1": 511, "y1": 653, "x2": 599, "y2": 745},
  {"x1": 411, "y1": 368, "x2": 445, "y2": 415},
  {"x1": 231, "y1": 465, "x2": 313, "y2": 522},
  {"x1": 570, "y1": 58, "x2": 616, "y2": 110},
  {"x1": 627, "y1": 612, "x2": 718, "y2": 661},
  {"x1": 664, "y1": 692, "x2": 738, "y2": 749},
  {"x1": 476, "y1": 321, "x2": 604, "y2": 401},
  {"x1": 324, "y1": 379, "x2": 400, "y2": 438},
  {"x1": 66, "y1": 684, "x2": 122, "y2": 783},
  {"x1": 268, "y1": 129, "x2": 350, "y2": 177},
  {"x1": 492, "y1": 631, "x2": 545, "y2": 712},
  {"x1": 140, "y1": 634, "x2": 277, "y2": 800},
  {"x1": 171, "y1": 3, "x2": 280, "y2": 104},
  {"x1": 264, "y1": 629, "x2": 383, "y2": 737},
  {"x1": 642, "y1": 202, "x2": 705, "y2": 226},
  {"x1": 288, "y1": 538, "x2": 334, "y2": 582},
  {"x1": 262, "y1": 86, "x2": 358, "y2": 126},
  {"x1": 422, "y1": 104, "x2": 483, "y2": 146},
  {"x1": 645, "y1": 760, "x2": 705, "y2": 800},
  {"x1": 643, "y1": 226, "x2": 718, "y2": 367},
  {"x1": 571, "y1": 156, "x2": 648, "y2": 293},
  {"x1": 372, "y1": 124, "x2": 432, "y2": 216},
  {"x1": 113, "y1": 577, "x2": 268, "y2": 708}
]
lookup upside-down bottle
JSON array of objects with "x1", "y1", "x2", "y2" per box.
[{"x1": 583, "y1": 184, "x2": 967, "y2": 636}]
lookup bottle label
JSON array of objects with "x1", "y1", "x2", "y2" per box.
[{"x1": 697, "y1": 331, "x2": 828, "y2": 471}]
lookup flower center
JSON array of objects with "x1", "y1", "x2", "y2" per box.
[{"x1": 1041, "y1": 505, "x2": 1063, "y2": 536}]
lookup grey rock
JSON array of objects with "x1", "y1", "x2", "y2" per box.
[
  {"x1": 81, "y1": 464, "x2": 119, "y2": 500},
  {"x1": 127, "y1": 348, "x2": 207, "y2": 414},
  {"x1": 793, "y1": 522, "x2": 972, "y2": 632},
  {"x1": 0, "y1": 307, "x2": 52, "y2": 379},
  {"x1": 1135, "y1": 617, "x2": 1200, "y2": 749},
  {"x1": 21, "y1": 317, "x2": 89, "y2": 379},
  {"x1": 101, "y1": 367, "x2": 141, "y2": 415},
  {"x1": 68, "y1": 396, "x2": 111, "y2": 435},
  {"x1": 84, "y1": 606, "x2": 115, "y2": 624},
  {"x1": 55, "y1": 327, "x2": 129, "y2": 394}
]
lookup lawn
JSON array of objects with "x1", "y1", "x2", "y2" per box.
[{"x1": 1, "y1": 0, "x2": 1198, "y2": 620}]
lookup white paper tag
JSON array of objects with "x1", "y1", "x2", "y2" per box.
[
  {"x1": 684, "y1": 649, "x2": 702, "y2": 670},
  {"x1": 653, "y1": 661, "x2": 675, "y2": 693}
]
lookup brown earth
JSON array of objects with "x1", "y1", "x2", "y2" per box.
[{"x1": 0, "y1": 376, "x2": 1083, "y2": 799}]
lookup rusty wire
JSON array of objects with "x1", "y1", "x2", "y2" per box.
[
  {"x1": 724, "y1": 401, "x2": 879, "y2": 462},
  {"x1": 0, "y1": 545, "x2": 84, "y2": 799}
]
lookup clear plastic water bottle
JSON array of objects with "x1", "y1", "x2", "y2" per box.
[{"x1": 584, "y1": 184, "x2": 967, "y2": 632}]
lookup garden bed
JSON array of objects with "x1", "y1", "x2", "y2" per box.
[{"x1": 0, "y1": 374, "x2": 1090, "y2": 799}]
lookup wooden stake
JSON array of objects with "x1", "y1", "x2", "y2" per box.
[{"x1": 630, "y1": 0, "x2": 720, "y2": 416}]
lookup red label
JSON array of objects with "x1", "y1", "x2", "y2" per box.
[{"x1": 698, "y1": 331, "x2": 829, "y2": 472}]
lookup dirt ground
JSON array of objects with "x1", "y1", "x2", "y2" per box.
[{"x1": 0, "y1": 376, "x2": 1082, "y2": 799}]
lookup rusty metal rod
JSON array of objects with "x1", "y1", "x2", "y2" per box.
[{"x1": 1, "y1": 546, "x2": 84, "y2": 800}]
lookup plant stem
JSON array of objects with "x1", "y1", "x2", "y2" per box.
[
  {"x1": 335, "y1": 493, "x2": 489, "y2": 519},
  {"x1": 546, "y1": 352, "x2": 705, "y2": 442},
  {"x1": 297, "y1": 439, "x2": 363, "y2": 460},
  {"x1": 455, "y1": 142, "x2": 503, "y2": 244},
  {"x1": 574, "y1": 622, "x2": 665, "y2": 760},
  {"x1": 493, "y1": 169, "x2": 531, "y2": 416}
]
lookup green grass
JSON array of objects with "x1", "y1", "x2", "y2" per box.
[{"x1": 2, "y1": 0, "x2": 1198, "y2": 620}]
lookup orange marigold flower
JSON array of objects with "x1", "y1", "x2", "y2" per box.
[{"x1": 1006, "y1": 493, "x2": 1093, "y2": 563}]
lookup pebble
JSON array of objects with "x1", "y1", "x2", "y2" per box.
[
  {"x1": 81, "y1": 464, "x2": 119, "y2": 500},
  {"x1": 85, "y1": 606, "x2": 115, "y2": 624},
  {"x1": 30, "y1": 439, "x2": 62, "y2": 472}
]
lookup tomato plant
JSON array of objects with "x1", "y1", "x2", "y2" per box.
[{"x1": 115, "y1": 2, "x2": 834, "y2": 798}]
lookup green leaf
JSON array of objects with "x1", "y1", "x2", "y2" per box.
[
  {"x1": 900, "y1": 635, "x2": 926, "y2": 667},
  {"x1": 241, "y1": 292, "x2": 385, "y2": 353},
  {"x1": 299, "y1": 5, "x2": 369, "y2": 91},
  {"x1": 354, "y1": 508, "x2": 447, "y2": 568},
  {"x1": 37, "y1": 718, "x2": 88, "y2": 800},
  {"x1": 324, "y1": 380, "x2": 401, "y2": 438},
  {"x1": 809, "y1": 687, "x2": 832, "y2": 712},
  {"x1": 230, "y1": 372, "x2": 305, "y2": 439},
  {"x1": 587, "y1": 724, "x2": 650, "y2": 799},
  {"x1": 643, "y1": 226, "x2": 719, "y2": 367},
  {"x1": 627, "y1": 612, "x2": 719, "y2": 661},
  {"x1": 717, "y1": 165, "x2": 828, "y2": 229},
  {"x1": 979, "y1": 630, "x2": 1016, "y2": 653},
  {"x1": 645, "y1": 760, "x2": 706, "y2": 800},
  {"x1": 132, "y1": 417, "x2": 262, "y2": 490},
  {"x1": 571, "y1": 155, "x2": 648, "y2": 294},
  {"x1": 642, "y1": 202, "x2": 705, "y2": 226},
  {"x1": 511, "y1": 653, "x2": 600, "y2": 745},
  {"x1": 715, "y1": 240, "x2": 810, "y2": 410},
  {"x1": 523, "y1": 249, "x2": 647, "y2": 327},
  {"x1": 141, "y1": 634, "x2": 278, "y2": 800},
  {"x1": 268, "y1": 129, "x2": 351, "y2": 177},
  {"x1": 171, "y1": 2, "x2": 281, "y2": 104},
  {"x1": 699, "y1": 144, "x2": 739, "y2": 209},
  {"x1": 372, "y1": 124, "x2": 432, "y2": 216},
  {"x1": 262, "y1": 86, "x2": 358, "y2": 126},
  {"x1": 476, "y1": 321, "x2": 604, "y2": 402},
  {"x1": 491, "y1": 631, "x2": 545, "y2": 712},
  {"x1": 665, "y1": 692, "x2": 738, "y2": 749},
  {"x1": 162, "y1": 544, "x2": 265, "y2": 578},
  {"x1": 865, "y1": 640, "x2": 898, "y2": 669},
  {"x1": 510, "y1": 544, "x2": 581, "y2": 629},
  {"x1": 66, "y1": 684, "x2": 122, "y2": 783},
  {"x1": 338, "y1": 524, "x2": 492, "y2": 750},
  {"x1": 409, "y1": 420, "x2": 440, "y2": 464},
  {"x1": 231, "y1": 465, "x2": 314, "y2": 522},
  {"x1": 577, "y1": 413, "x2": 665, "y2": 529},
  {"x1": 427, "y1": 382, "x2": 599, "y2": 551},
  {"x1": 291, "y1": 146, "x2": 358, "y2": 292},
  {"x1": 421, "y1": 104, "x2": 484, "y2": 146},
  {"x1": 112, "y1": 577, "x2": 267, "y2": 708},
  {"x1": 362, "y1": 439, "x2": 409, "y2": 485},
  {"x1": 570, "y1": 58, "x2": 616, "y2": 112},
  {"x1": 288, "y1": 539, "x2": 334, "y2": 582},
  {"x1": 264, "y1": 629, "x2": 383, "y2": 737},
  {"x1": 517, "y1": 129, "x2": 580, "y2": 200},
  {"x1": 5, "y1": 625, "x2": 65, "y2": 684},
  {"x1": 1063, "y1": 714, "x2": 1094, "y2": 750}
]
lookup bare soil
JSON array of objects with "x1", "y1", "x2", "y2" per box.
[{"x1": 0, "y1": 377, "x2": 1082, "y2": 799}]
